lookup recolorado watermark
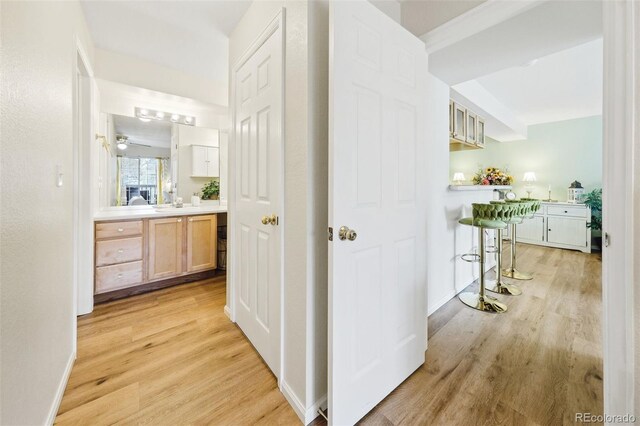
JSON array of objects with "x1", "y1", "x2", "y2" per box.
[{"x1": 576, "y1": 413, "x2": 636, "y2": 423}]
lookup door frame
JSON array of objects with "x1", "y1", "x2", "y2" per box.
[
  {"x1": 227, "y1": 9, "x2": 286, "y2": 381},
  {"x1": 72, "y1": 36, "x2": 96, "y2": 345},
  {"x1": 420, "y1": 0, "x2": 637, "y2": 416}
]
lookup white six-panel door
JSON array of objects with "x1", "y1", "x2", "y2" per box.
[
  {"x1": 329, "y1": 1, "x2": 428, "y2": 424},
  {"x1": 233, "y1": 17, "x2": 283, "y2": 378}
]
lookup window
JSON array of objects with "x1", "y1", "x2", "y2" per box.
[{"x1": 118, "y1": 157, "x2": 168, "y2": 205}]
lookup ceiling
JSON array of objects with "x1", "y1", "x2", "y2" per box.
[
  {"x1": 81, "y1": 1, "x2": 251, "y2": 82},
  {"x1": 475, "y1": 38, "x2": 602, "y2": 126},
  {"x1": 113, "y1": 114, "x2": 172, "y2": 149},
  {"x1": 429, "y1": 0, "x2": 603, "y2": 86}
]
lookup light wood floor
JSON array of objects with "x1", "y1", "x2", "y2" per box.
[{"x1": 57, "y1": 244, "x2": 602, "y2": 425}]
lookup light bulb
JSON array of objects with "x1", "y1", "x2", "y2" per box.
[
  {"x1": 155, "y1": 111, "x2": 165, "y2": 119},
  {"x1": 170, "y1": 114, "x2": 180, "y2": 122},
  {"x1": 138, "y1": 117, "x2": 151, "y2": 123},
  {"x1": 117, "y1": 142, "x2": 127, "y2": 150},
  {"x1": 139, "y1": 109, "x2": 149, "y2": 116},
  {"x1": 184, "y1": 116, "x2": 193, "y2": 124}
]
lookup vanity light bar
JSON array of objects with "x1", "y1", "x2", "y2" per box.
[{"x1": 135, "y1": 107, "x2": 196, "y2": 126}]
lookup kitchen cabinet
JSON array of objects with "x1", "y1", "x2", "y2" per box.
[
  {"x1": 449, "y1": 100, "x2": 485, "y2": 151},
  {"x1": 148, "y1": 217, "x2": 184, "y2": 280},
  {"x1": 187, "y1": 214, "x2": 218, "y2": 272},
  {"x1": 506, "y1": 202, "x2": 591, "y2": 253},
  {"x1": 191, "y1": 145, "x2": 220, "y2": 177}
]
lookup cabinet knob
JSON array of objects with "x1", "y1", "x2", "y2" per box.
[
  {"x1": 117, "y1": 228, "x2": 124, "y2": 232},
  {"x1": 177, "y1": 218, "x2": 182, "y2": 222}
]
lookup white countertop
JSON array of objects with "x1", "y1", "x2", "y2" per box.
[
  {"x1": 448, "y1": 185, "x2": 512, "y2": 191},
  {"x1": 94, "y1": 204, "x2": 228, "y2": 221}
]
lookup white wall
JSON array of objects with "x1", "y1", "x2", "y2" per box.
[
  {"x1": 369, "y1": 0, "x2": 401, "y2": 23},
  {"x1": 229, "y1": 1, "x2": 328, "y2": 423},
  {"x1": 95, "y1": 48, "x2": 228, "y2": 107},
  {"x1": 0, "y1": 1, "x2": 95, "y2": 423},
  {"x1": 450, "y1": 116, "x2": 603, "y2": 201},
  {"x1": 424, "y1": 72, "x2": 497, "y2": 315},
  {"x1": 176, "y1": 126, "x2": 220, "y2": 201}
]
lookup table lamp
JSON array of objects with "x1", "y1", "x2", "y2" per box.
[
  {"x1": 523, "y1": 172, "x2": 536, "y2": 198},
  {"x1": 453, "y1": 172, "x2": 465, "y2": 185}
]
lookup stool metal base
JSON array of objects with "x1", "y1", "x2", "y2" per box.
[
  {"x1": 487, "y1": 280, "x2": 522, "y2": 296},
  {"x1": 502, "y1": 268, "x2": 533, "y2": 280},
  {"x1": 459, "y1": 292, "x2": 508, "y2": 313}
]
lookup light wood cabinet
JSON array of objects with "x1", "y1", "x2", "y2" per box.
[
  {"x1": 95, "y1": 213, "x2": 221, "y2": 297},
  {"x1": 148, "y1": 217, "x2": 184, "y2": 281},
  {"x1": 187, "y1": 215, "x2": 218, "y2": 272}
]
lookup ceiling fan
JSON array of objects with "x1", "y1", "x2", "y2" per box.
[{"x1": 116, "y1": 134, "x2": 152, "y2": 150}]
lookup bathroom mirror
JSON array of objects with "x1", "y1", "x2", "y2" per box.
[{"x1": 103, "y1": 113, "x2": 220, "y2": 207}]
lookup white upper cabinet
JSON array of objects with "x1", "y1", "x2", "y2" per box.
[
  {"x1": 191, "y1": 145, "x2": 220, "y2": 177},
  {"x1": 449, "y1": 99, "x2": 485, "y2": 151}
]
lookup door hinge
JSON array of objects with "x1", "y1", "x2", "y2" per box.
[
  {"x1": 604, "y1": 232, "x2": 610, "y2": 247},
  {"x1": 328, "y1": 227, "x2": 333, "y2": 241}
]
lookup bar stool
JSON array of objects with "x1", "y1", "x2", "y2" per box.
[
  {"x1": 458, "y1": 202, "x2": 517, "y2": 313},
  {"x1": 502, "y1": 199, "x2": 540, "y2": 280},
  {"x1": 486, "y1": 201, "x2": 522, "y2": 296}
]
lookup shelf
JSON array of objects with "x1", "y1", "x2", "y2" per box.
[
  {"x1": 448, "y1": 185, "x2": 512, "y2": 191},
  {"x1": 449, "y1": 138, "x2": 483, "y2": 152}
]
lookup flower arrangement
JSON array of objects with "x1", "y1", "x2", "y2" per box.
[{"x1": 472, "y1": 167, "x2": 513, "y2": 186}]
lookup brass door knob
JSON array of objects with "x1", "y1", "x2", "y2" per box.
[
  {"x1": 261, "y1": 214, "x2": 278, "y2": 226},
  {"x1": 338, "y1": 226, "x2": 357, "y2": 241}
]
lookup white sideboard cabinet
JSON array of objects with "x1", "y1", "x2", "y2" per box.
[{"x1": 506, "y1": 202, "x2": 591, "y2": 253}]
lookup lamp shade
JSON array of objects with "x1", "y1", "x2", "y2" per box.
[
  {"x1": 453, "y1": 172, "x2": 465, "y2": 182},
  {"x1": 523, "y1": 172, "x2": 537, "y2": 182}
]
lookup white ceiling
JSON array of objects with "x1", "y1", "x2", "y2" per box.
[
  {"x1": 81, "y1": 1, "x2": 251, "y2": 82},
  {"x1": 429, "y1": 0, "x2": 603, "y2": 86},
  {"x1": 475, "y1": 38, "x2": 603, "y2": 126},
  {"x1": 113, "y1": 114, "x2": 172, "y2": 149}
]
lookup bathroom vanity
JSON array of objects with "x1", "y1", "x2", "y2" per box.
[{"x1": 93, "y1": 205, "x2": 226, "y2": 302}]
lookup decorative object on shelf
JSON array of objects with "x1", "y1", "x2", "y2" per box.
[
  {"x1": 452, "y1": 172, "x2": 465, "y2": 185},
  {"x1": 505, "y1": 191, "x2": 517, "y2": 201},
  {"x1": 567, "y1": 180, "x2": 585, "y2": 204},
  {"x1": 191, "y1": 193, "x2": 201, "y2": 207},
  {"x1": 522, "y1": 172, "x2": 537, "y2": 198},
  {"x1": 201, "y1": 179, "x2": 220, "y2": 201},
  {"x1": 472, "y1": 167, "x2": 513, "y2": 186},
  {"x1": 543, "y1": 184, "x2": 557, "y2": 202}
]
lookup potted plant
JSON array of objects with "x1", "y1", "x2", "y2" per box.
[
  {"x1": 201, "y1": 179, "x2": 220, "y2": 204},
  {"x1": 583, "y1": 188, "x2": 602, "y2": 250}
]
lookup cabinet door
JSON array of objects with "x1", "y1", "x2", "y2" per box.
[
  {"x1": 476, "y1": 117, "x2": 485, "y2": 147},
  {"x1": 547, "y1": 216, "x2": 587, "y2": 247},
  {"x1": 517, "y1": 216, "x2": 544, "y2": 242},
  {"x1": 466, "y1": 111, "x2": 477, "y2": 144},
  {"x1": 206, "y1": 146, "x2": 220, "y2": 177},
  {"x1": 452, "y1": 103, "x2": 466, "y2": 141},
  {"x1": 191, "y1": 145, "x2": 208, "y2": 177},
  {"x1": 187, "y1": 215, "x2": 217, "y2": 272},
  {"x1": 148, "y1": 217, "x2": 184, "y2": 280}
]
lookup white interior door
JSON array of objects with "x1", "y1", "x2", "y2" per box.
[
  {"x1": 232, "y1": 20, "x2": 283, "y2": 378},
  {"x1": 328, "y1": 2, "x2": 428, "y2": 424}
]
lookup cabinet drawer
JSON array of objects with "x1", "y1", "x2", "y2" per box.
[
  {"x1": 547, "y1": 206, "x2": 587, "y2": 218},
  {"x1": 96, "y1": 237, "x2": 143, "y2": 267},
  {"x1": 95, "y1": 261, "x2": 143, "y2": 293},
  {"x1": 96, "y1": 220, "x2": 143, "y2": 239}
]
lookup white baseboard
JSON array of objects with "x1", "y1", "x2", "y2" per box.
[
  {"x1": 45, "y1": 351, "x2": 75, "y2": 425},
  {"x1": 280, "y1": 381, "x2": 325, "y2": 425},
  {"x1": 280, "y1": 380, "x2": 306, "y2": 423},
  {"x1": 223, "y1": 305, "x2": 232, "y2": 321}
]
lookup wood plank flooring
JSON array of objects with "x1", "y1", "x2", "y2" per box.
[
  {"x1": 57, "y1": 244, "x2": 602, "y2": 425},
  {"x1": 55, "y1": 276, "x2": 299, "y2": 425}
]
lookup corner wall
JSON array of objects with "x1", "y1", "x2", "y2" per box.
[{"x1": 0, "y1": 1, "x2": 95, "y2": 423}]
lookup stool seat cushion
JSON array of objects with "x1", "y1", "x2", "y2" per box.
[{"x1": 458, "y1": 217, "x2": 508, "y2": 229}]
